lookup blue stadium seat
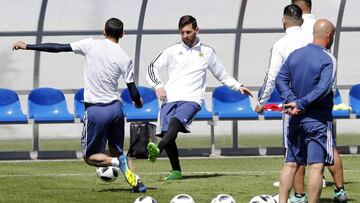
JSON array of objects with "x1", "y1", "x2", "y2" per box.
[
  {"x1": 349, "y1": 83, "x2": 360, "y2": 118},
  {"x1": 194, "y1": 100, "x2": 213, "y2": 121},
  {"x1": 121, "y1": 86, "x2": 159, "y2": 122},
  {"x1": 74, "y1": 88, "x2": 85, "y2": 121},
  {"x1": 212, "y1": 86, "x2": 258, "y2": 120},
  {"x1": 332, "y1": 89, "x2": 350, "y2": 119},
  {"x1": 0, "y1": 88, "x2": 27, "y2": 123},
  {"x1": 258, "y1": 87, "x2": 283, "y2": 119},
  {"x1": 28, "y1": 87, "x2": 74, "y2": 123}
]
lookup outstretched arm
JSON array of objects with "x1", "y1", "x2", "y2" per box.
[
  {"x1": 208, "y1": 50, "x2": 253, "y2": 97},
  {"x1": 13, "y1": 41, "x2": 72, "y2": 52}
]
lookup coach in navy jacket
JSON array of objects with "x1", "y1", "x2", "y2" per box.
[{"x1": 275, "y1": 19, "x2": 336, "y2": 203}]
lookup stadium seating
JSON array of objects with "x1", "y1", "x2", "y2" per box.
[
  {"x1": 332, "y1": 89, "x2": 351, "y2": 119},
  {"x1": 28, "y1": 87, "x2": 74, "y2": 123},
  {"x1": 0, "y1": 88, "x2": 27, "y2": 123},
  {"x1": 121, "y1": 86, "x2": 159, "y2": 121},
  {"x1": 74, "y1": 88, "x2": 85, "y2": 122},
  {"x1": 349, "y1": 83, "x2": 360, "y2": 118},
  {"x1": 257, "y1": 87, "x2": 283, "y2": 119},
  {"x1": 212, "y1": 86, "x2": 258, "y2": 120}
]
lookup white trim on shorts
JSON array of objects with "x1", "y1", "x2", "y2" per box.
[
  {"x1": 325, "y1": 121, "x2": 334, "y2": 164},
  {"x1": 282, "y1": 113, "x2": 289, "y2": 149},
  {"x1": 81, "y1": 111, "x2": 88, "y2": 157}
]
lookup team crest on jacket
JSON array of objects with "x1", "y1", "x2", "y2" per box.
[{"x1": 199, "y1": 52, "x2": 204, "y2": 57}]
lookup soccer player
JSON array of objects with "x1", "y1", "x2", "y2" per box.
[
  {"x1": 276, "y1": 19, "x2": 336, "y2": 203},
  {"x1": 255, "y1": 5, "x2": 312, "y2": 202},
  {"x1": 291, "y1": 1, "x2": 348, "y2": 202},
  {"x1": 292, "y1": 0, "x2": 316, "y2": 34},
  {"x1": 13, "y1": 18, "x2": 147, "y2": 193},
  {"x1": 256, "y1": 4, "x2": 312, "y2": 112},
  {"x1": 146, "y1": 15, "x2": 252, "y2": 180}
]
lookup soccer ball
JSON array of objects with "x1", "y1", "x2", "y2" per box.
[
  {"x1": 95, "y1": 166, "x2": 120, "y2": 182},
  {"x1": 211, "y1": 194, "x2": 236, "y2": 203},
  {"x1": 170, "y1": 194, "x2": 195, "y2": 203},
  {"x1": 271, "y1": 194, "x2": 290, "y2": 203},
  {"x1": 249, "y1": 195, "x2": 276, "y2": 203},
  {"x1": 133, "y1": 196, "x2": 157, "y2": 203}
]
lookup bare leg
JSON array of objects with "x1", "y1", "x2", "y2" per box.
[
  {"x1": 293, "y1": 165, "x2": 306, "y2": 194},
  {"x1": 327, "y1": 147, "x2": 344, "y2": 188},
  {"x1": 280, "y1": 162, "x2": 299, "y2": 203},
  {"x1": 307, "y1": 163, "x2": 324, "y2": 203}
]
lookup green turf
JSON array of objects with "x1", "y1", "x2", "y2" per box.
[
  {"x1": 1, "y1": 133, "x2": 359, "y2": 151},
  {"x1": 0, "y1": 156, "x2": 359, "y2": 202}
]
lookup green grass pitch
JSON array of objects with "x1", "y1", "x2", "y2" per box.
[{"x1": 0, "y1": 156, "x2": 359, "y2": 202}]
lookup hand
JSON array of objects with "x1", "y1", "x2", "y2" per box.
[
  {"x1": 132, "y1": 98, "x2": 143, "y2": 108},
  {"x1": 289, "y1": 107, "x2": 304, "y2": 116},
  {"x1": 155, "y1": 87, "x2": 167, "y2": 101},
  {"x1": 12, "y1": 41, "x2": 27, "y2": 50},
  {"x1": 255, "y1": 105, "x2": 263, "y2": 113},
  {"x1": 239, "y1": 86, "x2": 253, "y2": 97},
  {"x1": 284, "y1": 102, "x2": 304, "y2": 116}
]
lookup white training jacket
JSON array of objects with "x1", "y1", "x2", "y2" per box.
[
  {"x1": 147, "y1": 38, "x2": 242, "y2": 105},
  {"x1": 301, "y1": 14, "x2": 317, "y2": 34},
  {"x1": 257, "y1": 26, "x2": 313, "y2": 107}
]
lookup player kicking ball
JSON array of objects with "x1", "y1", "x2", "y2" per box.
[
  {"x1": 146, "y1": 15, "x2": 252, "y2": 180},
  {"x1": 13, "y1": 18, "x2": 146, "y2": 192}
]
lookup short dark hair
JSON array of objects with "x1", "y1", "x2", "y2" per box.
[
  {"x1": 284, "y1": 4, "x2": 303, "y2": 22},
  {"x1": 178, "y1": 15, "x2": 197, "y2": 30},
  {"x1": 291, "y1": 0, "x2": 312, "y2": 9},
  {"x1": 105, "y1": 18, "x2": 123, "y2": 39}
]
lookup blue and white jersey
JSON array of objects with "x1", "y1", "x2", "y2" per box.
[{"x1": 275, "y1": 43, "x2": 337, "y2": 122}]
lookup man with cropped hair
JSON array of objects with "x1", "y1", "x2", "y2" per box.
[{"x1": 146, "y1": 15, "x2": 252, "y2": 180}]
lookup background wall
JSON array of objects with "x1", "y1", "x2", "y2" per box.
[{"x1": 0, "y1": 0, "x2": 359, "y2": 140}]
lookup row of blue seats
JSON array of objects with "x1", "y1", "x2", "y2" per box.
[{"x1": 0, "y1": 84, "x2": 360, "y2": 124}]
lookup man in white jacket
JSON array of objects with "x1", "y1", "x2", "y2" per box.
[{"x1": 146, "y1": 15, "x2": 252, "y2": 180}]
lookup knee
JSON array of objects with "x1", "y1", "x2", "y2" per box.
[
  {"x1": 83, "y1": 157, "x2": 91, "y2": 165},
  {"x1": 285, "y1": 162, "x2": 299, "y2": 169},
  {"x1": 309, "y1": 163, "x2": 324, "y2": 171}
]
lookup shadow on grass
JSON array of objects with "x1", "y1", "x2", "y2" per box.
[
  {"x1": 325, "y1": 180, "x2": 356, "y2": 187},
  {"x1": 320, "y1": 197, "x2": 353, "y2": 202},
  {"x1": 182, "y1": 173, "x2": 224, "y2": 180},
  {"x1": 97, "y1": 187, "x2": 159, "y2": 193}
]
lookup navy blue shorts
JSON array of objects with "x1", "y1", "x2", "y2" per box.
[
  {"x1": 81, "y1": 100, "x2": 124, "y2": 157},
  {"x1": 285, "y1": 120, "x2": 334, "y2": 165},
  {"x1": 160, "y1": 101, "x2": 201, "y2": 133}
]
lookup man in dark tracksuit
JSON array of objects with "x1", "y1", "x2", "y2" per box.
[{"x1": 276, "y1": 19, "x2": 346, "y2": 203}]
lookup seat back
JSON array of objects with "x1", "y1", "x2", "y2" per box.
[
  {"x1": 121, "y1": 86, "x2": 159, "y2": 120},
  {"x1": 212, "y1": 86, "x2": 252, "y2": 114},
  {"x1": 0, "y1": 88, "x2": 27, "y2": 122},
  {"x1": 334, "y1": 88, "x2": 343, "y2": 105},
  {"x1": 121, "y1": 86, "x2": 157, "y2": 105},
  {"x1": 194, "y1": 100, "x2": 212, "y2": 120},
  {"x1": 74, "y1": 88, "x2": 85, "y2": 119},
  {"x1": 349, "y1": 84, "x2": 360, "y2": 112},
  {"x1": 257, "y1": 87, "x2": 282, "y2": 104},
  {"x1": 28, "y1": 87, "x2": 71, "y2": 119}
]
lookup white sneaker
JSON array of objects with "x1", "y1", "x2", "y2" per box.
[
  {"x1": 273, "y1": 181, "x2": 280, "y2": 187},
  {"x1": 322, "y1": 178, "x2": 326, "y2": 187}
]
